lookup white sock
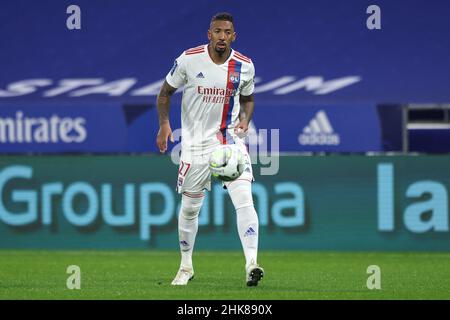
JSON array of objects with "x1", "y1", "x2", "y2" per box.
[
  {"x1": 236, "y1": 205, "x2": 259, "y2": 269},
  {"x1": 178, "y1": 214, "x2": 197, "y2": 269},
  {"x1": 227, "y1": 180, "x2": 259, "y2": 270},
  {"x1": 178, "y1": 193, "x2": 204, "y2": 270}
]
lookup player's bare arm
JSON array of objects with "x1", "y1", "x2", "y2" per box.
[
  {"x1": 156, "y1": 80, "x2": 177, "y2": 153},
  {"x1": 235, "y1": 94, "x2": 254, "y2": 133}
]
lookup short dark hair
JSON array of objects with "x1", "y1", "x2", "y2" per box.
[{"x1": 210, "y1": 12, "x2": 234, "y2": 27}]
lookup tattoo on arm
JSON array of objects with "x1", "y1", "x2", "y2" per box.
[
  {"x1": 239, "y1": 94, "x2": 255, "y2": 123},
  {"x1": 157, "y1": 81, "x2": 177, "y2": 125}
]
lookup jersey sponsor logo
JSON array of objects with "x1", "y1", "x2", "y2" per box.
[
  {"x1": 197, "y1": 86, "x2": 236, "y2": 96},
  {"x1": 197, "y1": 86, "x2": 236, "y2": 104},
  {"x1": 298, "y1": 110, "x2": 340, "y2": 145}
]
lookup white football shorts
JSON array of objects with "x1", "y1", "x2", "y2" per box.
[{"x1": 176, "y1": 142, "x2": 254, "y2": 194}]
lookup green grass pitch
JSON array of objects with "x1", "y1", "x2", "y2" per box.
[{"x1": 0, "y1": 250, "x2": 449, "y2": 300}]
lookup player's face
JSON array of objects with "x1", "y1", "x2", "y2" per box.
[{"x1": 208, "y1": 20, "x2": 236, "y2": 54}]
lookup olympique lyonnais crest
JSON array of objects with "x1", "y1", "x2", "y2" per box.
[{"x1": 229, "y1": 71, "x2": 240, "y2": 84}]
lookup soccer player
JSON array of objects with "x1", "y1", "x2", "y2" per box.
[{"x1": 156, "y1": 12, "x2": 264, "y2": 287}]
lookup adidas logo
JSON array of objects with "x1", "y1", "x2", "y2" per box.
[
  {"x1": 196, "y1": 72, "x2": 205, "y2": 78},
  {"x1": 180, "y1": 240, "x2": 189, "y2": 246},
  {"x1": 244, "y1": 226, "x2": 257, "y2": 237},
  {"x1": 299, "y1": 110, "x2": 340, "y2": 145}
]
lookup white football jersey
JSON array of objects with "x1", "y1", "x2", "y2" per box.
[{"x1": 165, "y1": 44, "x2": 255, "y2": 156}]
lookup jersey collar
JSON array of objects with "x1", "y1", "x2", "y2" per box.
[{"x1": 205, "y1": 44, "x2": 235, "y2": 66}]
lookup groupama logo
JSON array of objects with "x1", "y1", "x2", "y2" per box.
[{"x1": 0, "y1": 165, "x2": 305, "y2": 241}]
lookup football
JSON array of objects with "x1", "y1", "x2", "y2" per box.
[{"x1": 209, "y1": 144, "x2": 246, "y2": 181}]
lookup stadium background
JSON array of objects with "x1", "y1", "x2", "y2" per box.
[{"x1": 1, "y1": 0, "x2": 450, "y2": 299}]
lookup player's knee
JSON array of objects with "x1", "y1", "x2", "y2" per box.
[
  {"x1": 181, "y1": 192, "x2": 205, "y2": 219},
  {"x1": 227, "y1": 180, "x2": 254, "y2": 210}
]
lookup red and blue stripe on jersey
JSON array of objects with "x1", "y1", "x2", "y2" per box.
[{"x1": 219, "y1": 59, "x2": 242, "y2": 144}]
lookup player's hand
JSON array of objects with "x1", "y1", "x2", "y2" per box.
[
  {"x1": 234, "y1": 120, "x2": 249, "y2": 138},
  {"x1": 156, "y1": 123, "x2": 174, "y2": 153}
]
